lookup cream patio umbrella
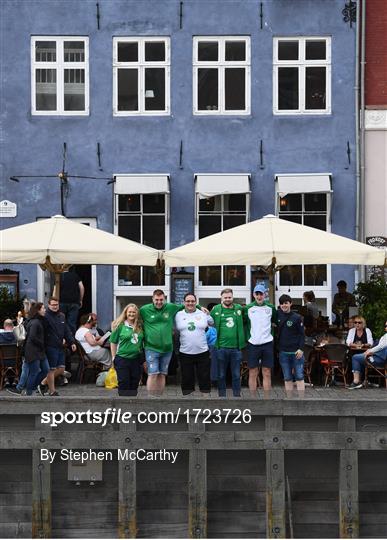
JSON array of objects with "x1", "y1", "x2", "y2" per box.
[
  {"x1": 164, "y1": 214, "x2": 386, "y2": 300},
  {"x1": 0, "y1": 215, "x2": 160, "y2": 298}
]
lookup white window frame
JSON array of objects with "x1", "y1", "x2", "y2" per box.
[
  {"x1": 114, "y1": 191, "x2": 170, "y2": 298},
  {"x1": 275, "y1": 183, "x2": 332, "y2": 315},
  {"x1": 273, "y1": 36, "x2": 331, "y2": 115},
  {"x1": 113, "y1": 37, "x2": 170, "y2": 116},
  {"x1": 31, "y1": 36, "x2": 89, "y2": 116},
  {"x1": 194, "y1": 189, "x2": 251, "y2": 301},
  {"x1": 193, "y1": 36, "x2": 251, "y2": 115}
]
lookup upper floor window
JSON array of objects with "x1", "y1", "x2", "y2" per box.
[
  {"x1": 193, "y1": 36, "x2": 250, "y2": 115},
  {"x1": 113, "y1": 37, "x2": 170, "y2": 115},
  {"x1": 273, "y1": 37, "x2": 331, "y2": 115},
  {"x1": 31, "y1": 36, "x2": 89, "y2": 115}
]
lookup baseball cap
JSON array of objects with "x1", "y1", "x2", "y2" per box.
[{"x1": 253, "y1": 284, "x2": 267, "y2": 294}]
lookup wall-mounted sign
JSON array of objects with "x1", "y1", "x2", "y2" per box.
[
  {"x1": 0, "y1": 200, "x2": 17, "y2": 218},
  {"x1": 366, "y1": 236, "x2": 387, "y2": 248}
]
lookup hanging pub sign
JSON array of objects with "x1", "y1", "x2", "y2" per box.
[
  {"x1": 0, "y1": 200, "x2": 17, "y2": 218},
  {"x1": 366, "y1": 236, "x2": 387, "y2": 249}
]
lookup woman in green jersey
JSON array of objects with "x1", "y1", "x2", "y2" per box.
[{"x1": 110, "y1": 304, "x2": 144, "y2": 396}]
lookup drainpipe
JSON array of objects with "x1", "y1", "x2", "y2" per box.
[
  {"x1": 360, "y1": 0, "x2": 366, "y2": 281},
  {"x1": 355, "y1": 1, "x2": 360, "y2": 246}
]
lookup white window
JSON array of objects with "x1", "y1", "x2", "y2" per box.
[
  {"x1": 31, "y1": 36, "x2": 89, "y2": 115},
  {"x1": 275, "y1": 174, "x2": 332, "y2": 315},
  {"x1": 114, "y1": 175, "x2": 169, "y2": 291},
  {"x1": 195, "y1": 174, "x2": 250, "y2": 288},
  {"x1": 273, "y1": 37, "x2": 331, "y2": 114},
  {"x1": 193, "y1": 36, "x2": 250, "y2": 115},
  {"x1": 113, "y1": 37, "x2": 170, "y2": 115}
]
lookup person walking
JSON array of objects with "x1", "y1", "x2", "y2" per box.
[
  {"x1": 7, "y1": 303, "x2": 50, "y2": 397},
  {"x1": 110, "y1": 304, "x2": 144, "y2": 397},
  {"x1": 210, "y1": 288, "x2": 246, "y2": 398},
  {"x1": 175, "y1": 293, "x2": 213, "y2": 396}
]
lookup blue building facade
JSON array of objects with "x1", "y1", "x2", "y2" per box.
[{"x1": 1, "y1": 0, "x2": 357, "y2": 328}]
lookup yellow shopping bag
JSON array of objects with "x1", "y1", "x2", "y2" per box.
[{"x1": 104, "y1": 367, "x2": 118, "y2": 389}]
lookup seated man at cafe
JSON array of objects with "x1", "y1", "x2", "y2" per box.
[
  {"x1": 0, "y1": 319, "x2": 17, "y2": 344},
  {"x1": 75, "y1": 314, "x2": 112, "y2": 368},
  {"x1": 332, "y1": 280, "x2": 356, "y2": 325}
]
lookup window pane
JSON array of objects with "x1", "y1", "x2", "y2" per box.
[
  {"x1": 198, "y1": 41, "x2": 218, "y2": 61},
  {"x1": 279, "y1": 215, "x2": 302, "y2": 225},
  {"x1": 35, "y1": 69, "x2": 57, "y2": 110},
  {"x1": 118, "y1": 42, "x2": 138, "y2": 62},
  {"x1": 64, "y1": 69, "x2": 85, "y2": 110},
  {"x1": 64, "y1": 41, "x2": 85, "y2": 62},
  {"x1": 224, "y1": 194, "x2": 246, "y2": 212},
  {"x1": 118, "y1": 265, "x2": 140, "y2": 286},
  {"x1": 306, "y1": 40, "x2": 326, "y2": 60},
  {"x1": 304, "y1": 215, "x2": 326, "y2": 231},
  {"x1": 278, "y1": 40, "x2": 298, "y2": 61},
  {"x1": 225, "y1": 68, "x2": 245, "y2": 110},
  {"x1": 145, "y1": 68, "x2": 165, "y2": 110},
  {"x1": 145, "y1": 41, "x2": 165, "y2": 61},
  {"x1": 304, "y1": 264, "x2": 327, "y2": 286},
  {"x1": 223, "y1": 215, "x2": 246, "y2": 231},
  {"x1": 278, "y1": 67, "x2": 299, "y2": 110},
  {"x1": 199, "y1": 215, "x2": 221, "y2": 238},
  {"x1": 198, "y1": 69, "x2": 218, "y2": 110},
  {"x1": 143, "y1": 194, "x2": 165, "y2": 213},
  {"x1": 225, "y1": 41, "x2": 246, "y2": 61},
  {"x1": 144, "y1": 265, "x2": 165, "y2": 286},
  {"x1": 279, "y1": 194, "x2": 302, "y2": 212},
  {"x1": 143, "y1": 216, "x2": 165, "y2": 249},
  {"x1": 118, "y1": 216, "x2": 141, "y2": 243},
  {"x1": 118, "y1": 194, "x2": 141, "y2": 212},
  {"x1": 305, "y1": 67, "x2": 326, "y2": 109},
  {"x1": 199, "y1": 196, "x2": 221, "y2": 212},
  {"x1": 117, "y1": 69, "x2": 138, "y2": 111},
  {"x1": 279, "y1": 265, "x2": 302, "y2": 286},
  {"x1": 224, "y1": 266, "x2": 246, "y2": 286},
  {"x1": 199, "y1": 266, "x2": 221, "y2": 286},
  {"x1": 35, "y1": 41, "x2": 56, "y2": 62},
  {"x1": 304, "y1": 193, "x2": 327, "y2": 211}
]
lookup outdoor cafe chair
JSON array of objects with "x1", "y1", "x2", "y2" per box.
[
  {"x1": 75, "y1": 341, "x2": 104, "y2": 384},
  {"x1": 364, "y1": 358, "x2": 387, "y2": 389},
  {"x1": 303, "y1": 344, "x2": 315, "y2": 386},
  {"x1": 0, "y1": 343, "x2": 21, "y2": 389},
  {"x1": 322, "y1": 344, "x2": 348, "y2": 387}
]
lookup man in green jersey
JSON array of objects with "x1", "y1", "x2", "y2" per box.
[
  {"x1": 139, "y1": 289, "x2": 186, "y2": 396},
  {"x1": 210, "y1": 288, "x2": 246, "y2": 397}
]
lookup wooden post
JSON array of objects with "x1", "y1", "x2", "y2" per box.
[
  {"x1": 338, "y1": 418, "x2": 359, "y2": 539},
  {"x1": 32, "y1": 418, "x2": 51, "y2": 538},
  {"x1": 118, "y1": 422, "x2": 137, "y2": 538},
  {"x1": 188, "y1": 418, "x2": 207, "y2": 538},
  {"x1": 266, "y1": 416, "x2": 286, "y2": 539}
]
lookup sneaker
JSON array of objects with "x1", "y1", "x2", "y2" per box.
[
  {"x1": 63, "y1": 370, "x2": 72, "y2": 379},
  {"x1": 348, "y1": 382, "x2": 363, "y2": 390},
  {"x1": 6, "y1": 386, "x2": 23, "y2": 396},
  {"x1": 37, "y1": 384, "x2": 48, "y2": 396},
  {"x1": 49, "y1": 391, "x2": 60, "y2": 397}
]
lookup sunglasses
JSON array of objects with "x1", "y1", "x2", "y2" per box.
[{"x1": 354, "y1": 321, "x2": 362, "y2": 324}]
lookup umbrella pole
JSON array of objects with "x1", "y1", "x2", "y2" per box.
[
  {"x1": 268, "y1": 258, "x2": 276, "y2": 305},
  {"x1": 54, "y1": 272, "x2": 61, "y2": 302}
]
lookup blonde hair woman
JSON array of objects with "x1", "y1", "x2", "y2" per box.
[
  {"x1": 110, "y1": 304, "x2": 144, "y2": 396},
  {"x1": 346, "y1": 316, "x2": 373, "y2": 350}
]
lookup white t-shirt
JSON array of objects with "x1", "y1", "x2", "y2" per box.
[
  {"x1": 175, "y1": 309, "x2": 213, "y2": 355},
  {"x1": 75, "y1": 327, "x2": 100, "y2": 354},
  {"x1": 247, "y1": 303, "x2": 274, "y2": 345}
]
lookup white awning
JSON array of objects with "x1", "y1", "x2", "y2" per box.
[
  {"x1": 195, "y1": 174, "x2": 250, "y2": 198},
  {"x1": 276, "y1": 174, "x2": 332, "y2": 197},
  {"x1": 114, "y1": 174, "x2": 170, "y2": 194}
]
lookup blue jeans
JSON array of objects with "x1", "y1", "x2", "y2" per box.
[
  {"x1": 209, "y1": 346, "x2": 218, "y2": 382},
  {"x1": 279, "y1": 352, "x2": 305, "y2": 382},
  {"x1": 60, "y1": 302, "x2": 79, "y2": 335},
  {"x1": 217, "y1": 348, "x2": 242, "y2": 397},
  {"x1": 25, "y1": 358, "x2": 50, "y2": 396},
  {"x1": 16, "y1": 360, "x2": 29, "y2": 390},
  {"x1": 352, "y1": 348, "x2": 387, "y2": 373}
]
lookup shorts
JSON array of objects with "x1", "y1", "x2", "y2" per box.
[
  {"x1": 46, "y1": 346, "x2": 65, "y2": 370},
  {"x1": 247, "y1": 341, "x2": 274, "y2": 369},
  {"x1": 145, "y1": 349, "x2": 173, "y2": 375},
  {"x1": 279, "y1": 351, "x2": 304, "y2": 381}
]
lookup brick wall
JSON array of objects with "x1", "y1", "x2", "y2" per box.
[{"x1": 365, "y1": 0, "x2": 387, "y2": 107}]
